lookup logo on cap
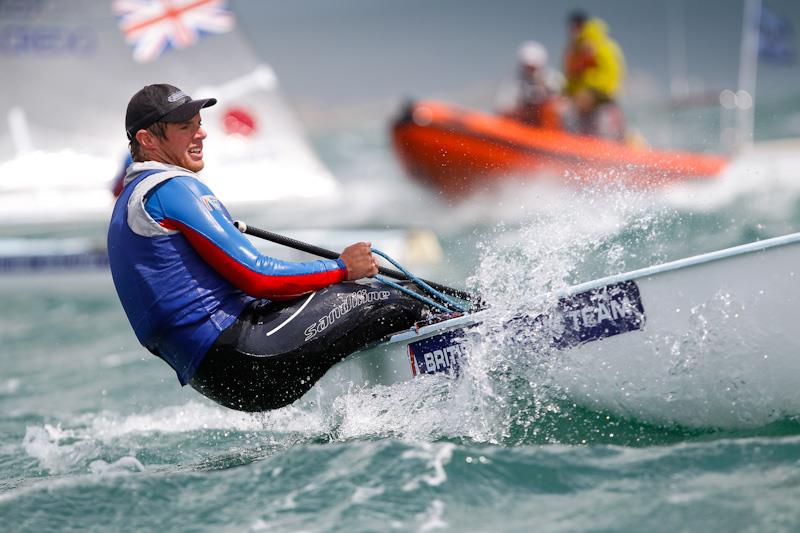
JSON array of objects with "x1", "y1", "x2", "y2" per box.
[{"x1": 167, "y1": 90, "x2": 187, "y2": 102}]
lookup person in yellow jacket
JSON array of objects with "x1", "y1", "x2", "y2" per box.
[{"x1": 562, "y1": 11, "x2": 627, "y2": 142}]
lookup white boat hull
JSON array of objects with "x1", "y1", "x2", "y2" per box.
[{"x1": 309, "y1": 233, "x2": 800, "y2": 428}]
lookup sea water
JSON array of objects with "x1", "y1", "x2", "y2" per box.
[{"x1": 4, "y1": 101, "x2": 800, "y2": 532}]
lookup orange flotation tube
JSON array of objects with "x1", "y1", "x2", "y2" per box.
[{"x1": 391, "y1": 100, "x2": 728, "y2": 197}]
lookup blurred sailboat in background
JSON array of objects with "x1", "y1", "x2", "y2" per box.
[
  {"x1": 0, "y1": 0, "x2": 441, "y2": 275},
  {"x1": 0, "y1": 0, "x2": 338, "y2": 235}
]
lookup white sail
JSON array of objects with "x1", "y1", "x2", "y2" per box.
[{"x1": 0, "y1": 0, "x2": 338, "y2": 232}]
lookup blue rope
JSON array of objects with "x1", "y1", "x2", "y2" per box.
[
  {"x1": 375, "y1": 275, "x2": 454, "y2": 314},
  {"x1": 371, "y1": 247, "x2": 467, "y2": 313}
]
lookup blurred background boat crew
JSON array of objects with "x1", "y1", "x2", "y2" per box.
[
  {"x1": 501, "y1": 40, "x2": 565, "y2": 129},
  {"x1": 562, "y1": 10, "x2": 628, "y2": 142}
]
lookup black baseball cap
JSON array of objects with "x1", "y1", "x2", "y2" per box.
[{"x1": 125, "y1": 83, "x2": 216, "y2": 140}]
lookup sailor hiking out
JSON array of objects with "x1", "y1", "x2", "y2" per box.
[{"x1": 108, "y1": 84, "x2": 429, "y2": 411}]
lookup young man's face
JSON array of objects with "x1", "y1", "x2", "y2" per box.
[{"x1": 156, "y1": 114, "x2": 207, "y2": 172}]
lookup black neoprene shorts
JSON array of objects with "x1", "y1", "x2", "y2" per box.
[{"x1": 189, "y1": 279, "x2": 429, "y2": 411}]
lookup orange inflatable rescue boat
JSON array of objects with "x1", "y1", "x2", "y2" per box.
[{"x1": 391, "y1": 100, "x2": 728, "y2": 197}]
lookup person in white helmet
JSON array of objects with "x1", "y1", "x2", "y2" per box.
[{"x1": 504, "y1": 41, "x2": 565, "y2": 128}]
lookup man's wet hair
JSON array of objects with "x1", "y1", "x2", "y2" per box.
[{"x1": 129, "y1": 122, "x2": 169, "y2": 161}]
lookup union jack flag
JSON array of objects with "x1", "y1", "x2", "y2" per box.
[{"x1": 113, "y1": 0, "x2": 236, "y2": 63}]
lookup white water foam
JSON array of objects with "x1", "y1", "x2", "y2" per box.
[
  {"x1": 20, "y1": 400, "x2": 330, "y2": 474},
  {"x1": 401, "y1": 442, "x2": 455, "y2": 491},
  {"x1": 662, "y1": 142, "x2": 800, "y2": 214}
]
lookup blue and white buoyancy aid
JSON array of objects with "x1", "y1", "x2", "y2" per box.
[{"x1": 107, "y1": 162, "x2": 347, "y2": 385}]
